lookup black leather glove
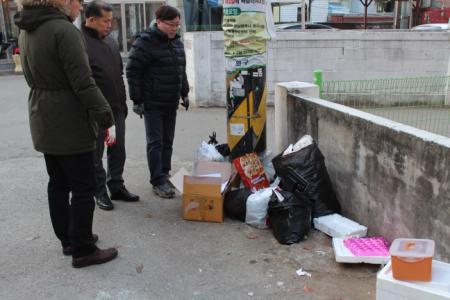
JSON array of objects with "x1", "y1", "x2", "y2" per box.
[
  {"x1": 133, "y1": 103, "x2": 144, "y2": 118},
  {"x1": 181, "y1": 96, "x2": 189, "y2": 111}
]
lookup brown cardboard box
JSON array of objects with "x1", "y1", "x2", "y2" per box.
[
  {"x1": 182, "y1": 161, "x2": 232, "y2": 223},
  {"x1": 193, "y1": 161, "x2": 232, "y2": 184}
]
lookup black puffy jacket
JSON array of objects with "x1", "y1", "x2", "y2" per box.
[{"x1": 126, "y1": 25, "x2": 189, "y2": 109}]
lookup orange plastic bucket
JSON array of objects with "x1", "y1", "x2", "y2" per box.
[{"x1": 390, "y1": 239, "x2": 435, "y2": 282}]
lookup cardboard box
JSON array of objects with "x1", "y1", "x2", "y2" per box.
[
  {"x1": 193, "y1": 161, "x2": 232, "y2": 184},
  {"x1": 182, "y1": 161, "x2": 232, "y2": 223}
]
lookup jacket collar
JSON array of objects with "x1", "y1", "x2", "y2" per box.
[{"x1": 83, "y1": 25, "x2": 103, "y2": 40}]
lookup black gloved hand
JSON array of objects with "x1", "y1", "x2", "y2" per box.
[
  {"x1": 181, "y1": 96, "x2": 189, "y2": 111},
  {"x1": 133, "y1": 103, "x2": 144, "y2": 118}
]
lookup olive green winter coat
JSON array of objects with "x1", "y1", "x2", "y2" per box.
[{"x1": 14, "y1": 0, "x2": 114, "y2": 155}]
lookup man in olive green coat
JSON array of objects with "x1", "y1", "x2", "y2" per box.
[{"x1": 15, "y1": 0, "x2": 118, "y2": 268}]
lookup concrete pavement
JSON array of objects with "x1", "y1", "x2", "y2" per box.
[{"x1": 0, "y1": 75, "x2": 379, "y2": 300}]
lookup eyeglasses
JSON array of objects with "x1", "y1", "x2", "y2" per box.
[{"x1": 162, "y1": 21, "x2": 181, "y2": 28}]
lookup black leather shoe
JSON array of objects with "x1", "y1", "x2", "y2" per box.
[
  {"x1": 72, "y1": 247, "x2": 118, "y2": 268},
  {"x1": 96, "y1": 194, "x2": 114, "y2": 210},
  {"x1": 110, "y1": 186, "x2": 139, "y2": 202},
  {"x1": 62, "y1": 234, "x2": 98, "y2": 256}
]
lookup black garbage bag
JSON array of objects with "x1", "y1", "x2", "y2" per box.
[
  {"x1": 268, "y1": 190, "x2": 311, "y2": 245},
  {"x1": 272, "y1": 143, "x2": 341, "y2": 218},
  {"x1": 208, "y1": 131, "x2": 219, "y2": 145},
  {"x1": 206, "y1": 131, "x2": 230, "y2": 157},
  {"x1": 216, "y1": 143, "x2": 230, "y2": 157},
  {"x1": 224, "y1": 188, "x2": 251, "y2": 221}
]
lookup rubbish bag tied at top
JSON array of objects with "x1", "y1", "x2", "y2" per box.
[
  {"x1": 268, "y1": 190, "x2": 311, "y2": 245},
  {"x1": 272, "y1": 143, "x2": 341, "y2": 218}
]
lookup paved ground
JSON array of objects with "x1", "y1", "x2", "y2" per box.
[{"x1": 0, "y1": 75, "x2": 380, "y2": 300}]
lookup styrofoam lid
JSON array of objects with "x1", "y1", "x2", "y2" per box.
[{"x1": 390, "y1": 239, "x2": 435, "y2": 258}]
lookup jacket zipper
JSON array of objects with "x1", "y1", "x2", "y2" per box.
[{"x1": 168, "y1": 40, "x2": 177, "y2": 66}]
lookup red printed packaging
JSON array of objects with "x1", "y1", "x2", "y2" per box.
[{"x1": 233, "y1": 153, "x2": 270, "y2": 191}]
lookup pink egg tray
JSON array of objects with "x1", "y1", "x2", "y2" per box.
[{"x1": 343, "y1": 236, "x2": 390, "y2": 257}]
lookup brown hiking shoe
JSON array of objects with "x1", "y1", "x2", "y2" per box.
[{"x1": 72, "y1": 248, "x2": 118, "y2": 268}]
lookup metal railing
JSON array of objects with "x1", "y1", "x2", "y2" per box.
[{"x1": 321, "y1": 76, "x2": 450, "y2": 138}]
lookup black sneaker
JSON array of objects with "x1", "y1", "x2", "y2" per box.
[
  {"x1": 95, "y1": 194, "x2": 114, "y2": 210},
  {"x1": 153, "y1": 182, "x2": 175, "y2": 199}
]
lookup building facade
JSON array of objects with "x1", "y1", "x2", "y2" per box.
[
  {"x1": 1, "y1": 0, "x2": 169, "y2": 62},
  {"x1": 77, "y1": 0, "x2": 165, "y2": 53}
]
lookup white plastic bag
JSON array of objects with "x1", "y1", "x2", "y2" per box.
[
  {"x1": 261, "y1": 150, "x2": 276, "y2": 182},
  {"x1": 196, "y1": 141, "x2": 225, "y2": 162},
  {"x1": 293, "y1": 135, "x2": 314, "y2": 153},
  {"x1": 283, "y1": 144, "x2": 294, "y2": 156},
  {"x1": 245, "y1": 188, "x2": 273, "y2": 229},
  {"x1": 282, "y1": 135, "x2": 314, "y2": 156}
]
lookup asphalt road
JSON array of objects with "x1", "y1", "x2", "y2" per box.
[{"x1": 0, "y1": 75, "x2": 379, "y2": 300}]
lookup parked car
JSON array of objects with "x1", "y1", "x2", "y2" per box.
[
  {"x1": 411, "y1": 23, "x2": 449, "y2": 31},
  {"x1": 276, "y1": 23, "x2": 336, "y2": 30}
]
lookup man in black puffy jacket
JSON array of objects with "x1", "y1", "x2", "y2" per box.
[{"x1": 126, "y1": 5, "x2": 189, "y2": 198}]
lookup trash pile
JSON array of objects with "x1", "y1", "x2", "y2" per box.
[
  {"x1": 170, "y1": 133, "x2": 450, "y2": 299},
  {"x1": 171, "y1": 133, "x2": 342, "y2": 245},
  {"x1": 224, "y1": 134, "x2": 341, "y2": 245}
]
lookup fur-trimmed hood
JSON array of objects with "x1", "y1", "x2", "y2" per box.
[
  {"x1": 15, "y1": 0, "x2": 67, "y2": 10},
  {"x1": 14, "y1": 0, "x2": 69, "y2": 32}
]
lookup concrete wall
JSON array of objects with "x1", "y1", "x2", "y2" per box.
[
  {"x1": 275, "y1": 82, "x2": 450, "y2": 262},
  {"x1": 184, "y1": 30, "x2": 450, "y2": 107}
]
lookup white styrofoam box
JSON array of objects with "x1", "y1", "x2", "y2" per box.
[
  {"x1": 313, "y1": 213, "x2": 368, "y2": 238},
  {"x1": 376, "y1": 260, "x2": 450, "y2": 300},
  {"x1": 332, "y1": 238, "x2": 390, "y2": 264}
]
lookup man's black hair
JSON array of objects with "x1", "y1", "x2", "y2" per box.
[
  {"x1": 85, "y1": 0, "x2": 113, "y2": 18},
  {"x1": 155, "y1": 5, "x2": 180, "y2": 21}
]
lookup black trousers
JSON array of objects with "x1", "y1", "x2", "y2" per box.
[
  {"x1": 94, "y1": 110, "x2": 126, "y2": 197},
  {"x1": 143, "y1": 108, "x2": 177, "y2": 186},
  {"x1": 44, "y1": 152, "x2": 97, "y2": 258}
]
